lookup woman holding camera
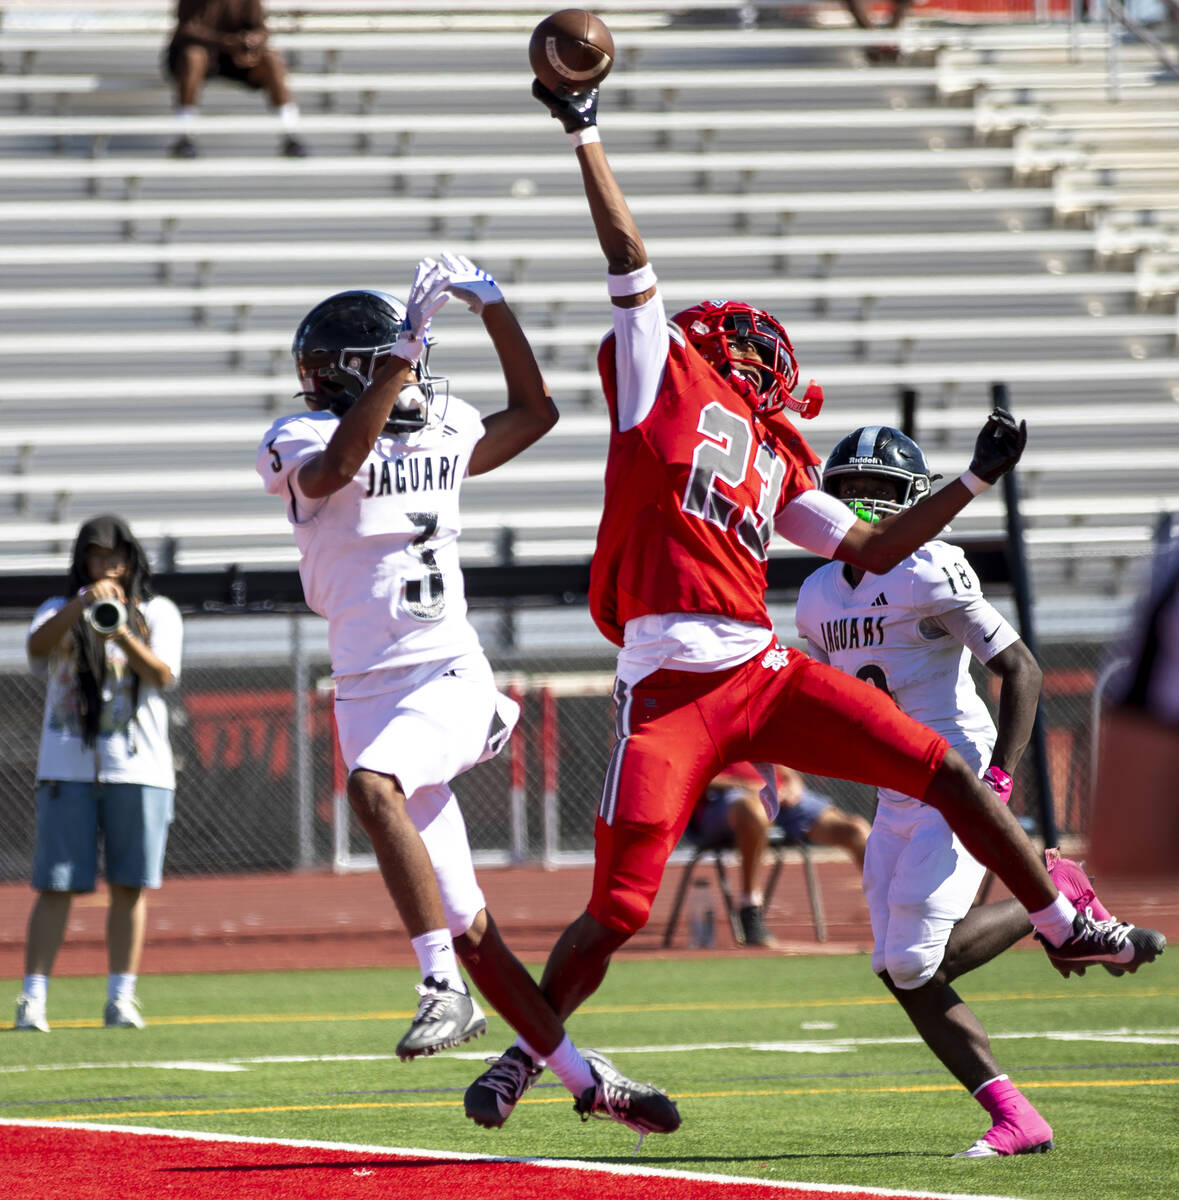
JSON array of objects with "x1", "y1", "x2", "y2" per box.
[{"x1": 15, "y1": 515, "x2": 182, "y2": 1032}]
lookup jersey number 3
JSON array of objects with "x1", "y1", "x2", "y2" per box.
[
  {"x1": 404, "y1": 512, "x2": 445, "y2": 622},
  {"x1": 682, "y1": 403, "x2": 784, "y2": 561}
]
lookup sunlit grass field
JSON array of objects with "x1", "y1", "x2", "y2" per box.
[{"x1": 3, "y1": 950, "x2": 1177, "y2": 1199}]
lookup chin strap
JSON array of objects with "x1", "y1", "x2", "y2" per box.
[
  {"x1": 740, "y1": 375, "x2": 824, "y2": 421},
  {"x1": 780, "y1": 380, "x2": 824, "y2": 420}
]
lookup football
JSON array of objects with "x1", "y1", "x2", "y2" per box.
[{"x1": 528, "y1": 9, "x2": 614, "y2": 96}]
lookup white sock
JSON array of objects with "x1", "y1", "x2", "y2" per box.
[
  {"x1": 1027, "y1": 893, "x2": 1078, "y2": 947},
  {"x1": 543, "y1": 1035, "x2": 595, "y2": 1096},
  {"x1": 175, "y1": 106, "x2": 198, "y2": 131},
  {"x1": 277, "y1": 102, "x2": 300, "y2": 130},
  {"x1": 410, "y1": 929, "x2": 465, "y2": 992},
  {"x1": 22, "y1": 974, "x2": 48, "y2": 1002},
  {"x1": 512, "y1": 1036, "x2": 543, "y2": 1067},
  {"x1": 108, "y1": 973, "x2": 136, "y2": 1003},
  {"x1": 740, "y1": 891, "x2": 763, "y2": 909}
]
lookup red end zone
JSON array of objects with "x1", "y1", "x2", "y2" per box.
[{"x1": 2, "y1": 1120, "x2": 1016, "y2": 1200}]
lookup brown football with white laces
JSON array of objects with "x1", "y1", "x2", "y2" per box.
[{"x1": 528, "y1": 10, "x2": 614, "y2": 96}]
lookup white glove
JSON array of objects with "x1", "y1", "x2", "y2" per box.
[
  {"x1": 438, "y1": 251, "x2": 504, "y2": 315},
  {"x1": 394, "y1": 257, "x2": 452, "y2": 362}
]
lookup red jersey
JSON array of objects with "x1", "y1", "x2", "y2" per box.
[{"x1": 589, "y1": 323, "x2": 821, "y2": 646}]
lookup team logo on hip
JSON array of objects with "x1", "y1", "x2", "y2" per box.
[{"x1": 761, "y1": 647, "x2": 791, "y2": 671}]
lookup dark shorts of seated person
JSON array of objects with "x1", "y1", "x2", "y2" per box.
[
  {"x1": 691, "y1": 783, "x2": 829, "y2": 845},
  {"x1": 164, "y1": 39, "x2": 267, "y2": 90}
]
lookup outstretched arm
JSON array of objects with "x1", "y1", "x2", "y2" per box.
[
  {"x1": 430, "y1": 253, "x2": 557, "y2": 476},
  {"x1": 834, "y1": 408, "x2": 1027, "y2": 574},
  {"x1": 533, "y1": 82, "x2": 654, "y2": 309}
]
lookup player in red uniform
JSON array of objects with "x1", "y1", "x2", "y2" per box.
[{"x1": 464, "y1": 77, "x2": 1162, "y2": 1127}]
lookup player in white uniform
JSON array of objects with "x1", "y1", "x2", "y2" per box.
[
  {"x1": 257, "y1": 253, "x2": 678, "y2": 1134},
  {"x1": 796, "y1": 425, "x2": 1165, "y2": 1157}
]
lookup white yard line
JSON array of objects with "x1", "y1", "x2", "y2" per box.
[{"x1": 4, "y1": 1028, "x2": 1178, "y2": 1074}]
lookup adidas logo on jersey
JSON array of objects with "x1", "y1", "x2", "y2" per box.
[{"x1": 870, "y1": 592, "x2": 889, "y2": 608}]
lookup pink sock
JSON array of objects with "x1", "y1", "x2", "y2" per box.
[
  {"x1": 974, "y1": 1075, "x2": 1053, "y2": 1155},
  {"x1": 1044, "y1": 848, "x2": 1113, "y2": 922}
]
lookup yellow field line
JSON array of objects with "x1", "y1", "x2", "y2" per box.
[
  {"x1": 40, "y1": 986, "x2": 1179, "y2": 1030},
  {"x1": 40, "y1": 1076, "x2": 1179, "y2": 1123}
]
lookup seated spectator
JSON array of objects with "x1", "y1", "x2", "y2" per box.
[
  {"x1": 688, "y1": 762, "x2": 870, "y2": 947},
  {"x1": 164, "y1": 0, "x2": 307, "y2": 158}
]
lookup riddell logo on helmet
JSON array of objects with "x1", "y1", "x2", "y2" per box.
[{"x1": 847, "y1": 455, "x2": 882, "y2": 464}]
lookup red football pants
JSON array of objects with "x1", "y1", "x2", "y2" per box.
[{"x1": 589, "y1": 643, "x2": 947, "y2": 933}]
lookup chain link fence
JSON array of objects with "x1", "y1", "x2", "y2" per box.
[{"x1": 0, "y1": 592, "x2": 1124, "y2": 887}]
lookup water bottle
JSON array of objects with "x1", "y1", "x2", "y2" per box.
[{"x1": 687, "y1": 878, "x2": 715, "y2": 948}]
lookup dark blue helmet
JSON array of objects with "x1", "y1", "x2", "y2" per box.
[
  {"x1": 292, "y1": 289, "x2": 447, "y2": 434},
  {"x1": 823, "y1": 426, "x2": 934, "y2": 522}
]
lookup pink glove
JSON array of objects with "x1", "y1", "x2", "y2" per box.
[{"x1": 982, "y1": 765, "x2": 1013, "y2": 804}]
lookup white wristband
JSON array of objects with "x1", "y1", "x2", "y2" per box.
[
  {"x1": 567, "y1": 126, "x2": 601, "y2": 148},
  {"x1": 606, "y1": 263, "x2": 657, "y2": 297},
  {"x1": 959, "y1": 469, "x2": 991, "y2": 496}
]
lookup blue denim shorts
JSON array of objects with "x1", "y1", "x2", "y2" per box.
[
  {"x1": 691, "y1": 783, "x2": 829, "y2": 844},
  {"x1": 32, "y1": 780, "x2": 174, "y2": 892}
]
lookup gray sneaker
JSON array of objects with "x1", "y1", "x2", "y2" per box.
[
  {"x1": 465, "y1": 1045, "x2": 543, "y2": 1128},
  {"x1": 14, "y1": 994, "x2": 49, "y2": 1032},
  {"x1": 103, "y1": 995, "x2": 145, "y2": 1028},
  {"x1": 573, "y1": 1049, "x2": 681, "y2": 1137},
  {"x1": 395, "y1": 977, "x2": 486, "y2": 1060},
  {"x1": 738, "y1": 903, "x2": 778, "y2": 948}
]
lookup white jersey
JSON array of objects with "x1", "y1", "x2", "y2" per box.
[
  {"x1": 796, "y1": 539, "x2": 1018, "y2": 803},
  {"x1": 29, "y1": 593, "x2": 182, "y2": 788},
  {"x1": 257, "y1": 399, "x2": 484, "y2": 679}
]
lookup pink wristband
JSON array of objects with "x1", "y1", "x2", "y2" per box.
[{"x1": 982, "y1": 766, "x2": 1013, "y2": 803}]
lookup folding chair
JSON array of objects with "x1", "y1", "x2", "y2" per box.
[{"x1": 662, "y1": 823, "x2": 827, "y2": 946}]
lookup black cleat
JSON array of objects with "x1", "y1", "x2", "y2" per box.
[
  {"x1": 573, "y1": 1049, "x2": 681, "y2": 1139},
  {"x1": 465, "y1": 1045, "x2": 542, "y2": 1128},
  {"x1": 1038, "y1": 911, "x2": 1166, "y2": 979}
]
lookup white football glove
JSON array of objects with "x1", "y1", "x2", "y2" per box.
[
  {"x1": 438, "y1": 251, "x2": 504, "y2": 315},
  {"x1": 393, "y1": 256, "x2": 452, "y2": 362}
]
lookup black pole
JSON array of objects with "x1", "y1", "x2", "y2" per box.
[
  {"x1": 899, "y1": 387, "x2": 918, "y2": 440},
  {"x1": 992, "y1": 382, "x2": 1059, "y2": 847}
]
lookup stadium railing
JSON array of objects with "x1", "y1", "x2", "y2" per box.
[
  {"x1": 6, "y1": 356, "x2": 1179, "y2": 407},
  {"x1": 1, "y1": 275, "x2": 1161, "y2": 321},
  {"x1": 0, "y1": 228, "x2": 1111, "y2": 276},
  {"x1": 1, "y1": 312, "x2": 1170, "y2": 369}
]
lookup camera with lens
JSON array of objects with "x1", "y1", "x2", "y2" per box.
[{"x1": 85, "y1": 598, "x2": 127, "y2": 635}]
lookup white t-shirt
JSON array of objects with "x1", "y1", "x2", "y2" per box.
[
  {"x1": 29, "y1": 594, "x2": 183, "y2": 788},
  {"x1": 257, "y1": 398, "x2": 485, "y2": 682},
  {"x1": 796, "y1": 539, "x2": 1018, "y2": 805}
]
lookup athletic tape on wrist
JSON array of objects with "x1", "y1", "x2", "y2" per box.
[
  {"x1": 606, "y1": 263, "x2": 657, "y2": 297},
  {"x1": 959, "y1": 469, "x2": 992, "y2": 496},
  {"x1": 982, "y1": 766, "x2": 1013, "y2": 803},
  {"x1": 392, "y1": 335, "x2": 425, "y2": 365},
  {"x1": 567, "y1": 126, "x2": 601, "y2": 147}
]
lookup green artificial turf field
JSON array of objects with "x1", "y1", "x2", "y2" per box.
[{"x1": 3, "y1": 950, "x2": 1176, "y2": 1199}]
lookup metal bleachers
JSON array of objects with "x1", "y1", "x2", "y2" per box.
[{"x1": 0, "y1": 7, "x2": 1176, "y2": 612}]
